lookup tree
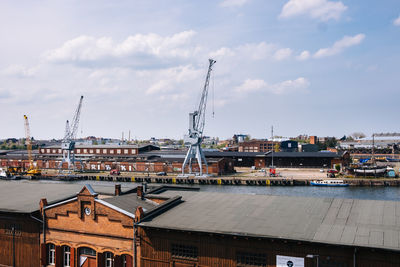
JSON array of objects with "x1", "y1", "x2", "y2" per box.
[
  {"x1": 351, "y1": 132, "x2": 366, "y2": 140},
  {"x1": 325, "y1": 138, "x2": 337, "y2": 148}
]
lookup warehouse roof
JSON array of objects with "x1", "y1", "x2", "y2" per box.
[
  {"x1": 0, "y1": 181, "x2": 136, "y2": 213},
  {"x1": 103, "y1": 193, "x2": 157, "y2": 214},
  {"x1": 140, "y1": 191, "x2": 400, "y2": 252},
  {"x1": 265, "y1": 151, "x2": 340, "y2": 158}
]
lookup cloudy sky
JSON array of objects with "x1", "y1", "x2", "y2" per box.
[{"x1": 1, "y1": 0, "x2": 400, "y2": 140}]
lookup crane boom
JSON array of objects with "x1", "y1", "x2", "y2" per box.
[
  {"x1": 195, "y1": 59, "x2": 216, "y2": 136},
  {"x1": 23, "y1": 115, "x2": 33, "y2": 169},
  {"x1": 181, "y1": 59, "x2": 216, "y2": 177},
  {"x1": 61, "y1": 95, "x2": 84, "y2": 170}
]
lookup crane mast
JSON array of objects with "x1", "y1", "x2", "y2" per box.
[
  {"x1": 61, "y1": 95, "x2": 84, "y2": 170},
  {"x1": 181, "y1": 59, "x2": 216, "y2": 177},
  {"x1": 23, "y1": 115, "x2": 41, "y2": 176},
  {"x1": 23, "y1": 115, "x2": 33, "y2": 169}
]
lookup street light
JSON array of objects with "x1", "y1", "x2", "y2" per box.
[{"x1": 306, "y1": 254, "x2": 319, "y2": 267}]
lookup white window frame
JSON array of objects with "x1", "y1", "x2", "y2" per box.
[
  {"x1": 103, "y1": 149, "x2": 107, "y2": 154},
  {"x1": 96, "y1": 149, "x2": 100, "y2": 154},
  {"x1": 105, "y1": 252, "x2": 113, "y2": 267},
  {"x1": 124, "y1": 149, "x2": 128, "y2": 154},
  {"x1": 63, "y1": 246, "x2": 71, "y2": 267},
  {"x1": 117, "y1": 149, "x2": 121, "y2": 154},
  {"x1": 48, "y1": 244, "x2": 55, "y2": 265}
]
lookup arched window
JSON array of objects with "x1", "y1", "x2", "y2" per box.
[
  {"x1": 47, "y1": 243, "x2": 55, "y2": 265},
  {"x1": 122, "y1": 255, "x2": 127, "y2": 267},
  {"x1": 63, "y1": 246, "x2": 71, "y2": 267},
  {"x1": 105, "y1": 252, "x2": 113, "y2": 267},
  {"x1": 80, "y1": 247, "x2": 96, "y2": 257}
]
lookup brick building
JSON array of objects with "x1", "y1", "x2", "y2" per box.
[{"x1": 238, "y1": 140, "x2": 280, "y2": 153}]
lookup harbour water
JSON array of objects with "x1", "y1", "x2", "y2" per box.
[{"x1": 26, "y1": 179, "x2": 400, "y2": 201}]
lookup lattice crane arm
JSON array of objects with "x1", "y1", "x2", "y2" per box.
[
  {"x1": 194, "y1": 59, "x2": 216, "y2": 136},
  {"x1": 63, "y1": 96, "x2": 83, "y2": 141},
  {"x1": 23, "y1": 115, "x2": 33, "y2": 169}
]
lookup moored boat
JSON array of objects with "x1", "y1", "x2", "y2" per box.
[{"x1": 310, "y1": 179, "x2": 349, "y2": 187}]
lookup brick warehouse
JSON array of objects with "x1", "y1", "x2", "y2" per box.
[{"x1": 1, "y1": 181, "x2": 400, "y2": 267}]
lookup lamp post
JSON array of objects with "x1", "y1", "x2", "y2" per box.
[{"x1": 306, "y1": 254, "x2": 319, "y2": 267}]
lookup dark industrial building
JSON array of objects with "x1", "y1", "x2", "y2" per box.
[{"x1": 137, "y1": 189, "x2": 400, "y2": 267}]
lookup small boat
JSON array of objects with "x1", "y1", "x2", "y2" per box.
[
  {"x1": 354, "y1": 166, "x2": 387, "y2": 175},
  {"x1": 310, "y1": 179, "x2": 349, "y2": 187}
]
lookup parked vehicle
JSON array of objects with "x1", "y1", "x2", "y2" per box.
[
  {"x1": 157, "y1": 172, "x2": 167, "y2": 176},
  {"x1": 110, "y1": 169, "x2": 120, "y2": 175}
]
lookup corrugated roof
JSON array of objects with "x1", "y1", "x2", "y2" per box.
[
  {"x1": 265, "y1": 151, "x2": 340, "y2": 158},
  {"x1": 0, "y1": 181, "x2": 136, "y2": 213},
  {"x1": 139, "y1": 191, "x2": 400, "y2": 251}
]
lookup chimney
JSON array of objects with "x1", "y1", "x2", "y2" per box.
[
  {"x1": 137, "y1": 186, "x2": 144, "y2": 199},
  {"x1": 115, "y1": 184, "x2": 121, "y2": 196},
  {"x1": 39, "y1": 198, "x2": 48, "y2": 214},
  {"x1": 134, "y1": 206, "x2": 144, "y2": 222}
]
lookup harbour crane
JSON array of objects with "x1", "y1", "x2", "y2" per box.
[
  {"x1": 61, "y1": 95, "x2": 83, "y2": 170},
  {"x1": 181, "y1": 59, "x2": 216, "y2": 177},
  {"x1": 23, "y1": 115, "x2": 41, "y2": 176}
]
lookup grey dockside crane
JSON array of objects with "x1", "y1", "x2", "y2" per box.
[
  {"x1": 61, "y1": 95, "x2": 84, "y2": 170},
  {"x1": 181, "y1": 59, "x2": 216, "y2": 177}
]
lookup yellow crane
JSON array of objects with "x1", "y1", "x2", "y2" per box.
[{"x1": 23, "y1": 115, "x2": 41, "y2": 176}]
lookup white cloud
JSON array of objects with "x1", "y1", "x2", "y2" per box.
[
  {"x1": 1, "y1": 64, "x2": 38, "y2": 77},
  {"x1": 394, "y1": 15, "x2": 400, "y2": 26},
  {"x1": 314, "y1": 34, "x2": 365, "y2": 58},
  {"x1": 220, "y1": 0, "x2": 249, "y2": 8},
  {"x1": 235, "y1": 77, "x2": 310, "y2": 94},
  {"x1": 296, "y1": 50, "x2": 311, "y2": 61},
  {"x1": 271, "y1": 77, "x2": 310, "y2": 94},
  {"x1": 145, "y1": 65, "x2": 203, "y2": 103},
  {"x1": 210, "y1": 42, "x2": 291, "y2": 61},
  {"x1": 44, "y1": 31, "x2": 198, "y2": 67},
  {"x1": 273, "y1": 48, "x2": 293, "y2": 61},
  {"x1": 235, "y1": 79, "x2": 267, "y2": 93},
  {"x1": 280, "y1": 0, "x2": 347, "y2": 21}
]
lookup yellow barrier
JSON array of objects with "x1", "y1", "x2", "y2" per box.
[
  {"x1": 131, "y1": 177, "x2": 135, "y2": 182},
  {"x1": 266, "y1": 179, "x2": 270, "y2": 186},
  {"x1": 217, "y1": 179, "x2": 222, "y2": 185},
  {"x1": 172, "y1": 178, "x2": 176, "y2": 184},
  {"x1": 96, "y1": 176, "x2": 100, "y2": 181}
]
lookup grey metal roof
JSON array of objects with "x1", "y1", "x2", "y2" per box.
[
  {"x1": 103, "y1": 194, "x2": 158, "y2": 214},
  {"x1": 265, "y1": 151, "x2": 340, "y2": 158},
  {"x1": 0, "y1": 181, "x2": 136, "y2": 213},
  {"x1": 139, "y1": 191, "x2": 400, "y2": 251}
]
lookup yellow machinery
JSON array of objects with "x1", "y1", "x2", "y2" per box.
[{"x1": 23, "y1": 115, "x2": 41, "y2": 176}]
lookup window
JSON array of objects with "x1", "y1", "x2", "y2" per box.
[
  {"x1": 83, "y1": 149, "x2": 87, "y2": 153},
  {"x1": 90, "y1": 149, "x2": 94, "y2": 153},
  {"x1": 96, "y1": 149, "x2": 100, "y2": 154},
  {"x1": 132, "y1": 149, "x2": 136, "y2": 154},
  {"x1": 80, "y1": 247, "x2": 96, "y2": 257},
  {"x1": 236, "y1": 252, "x2": 267, "y2": 266},
  {"x1": 124, "y1": 149, "x2": 128, "y2": 154},
  {"x1": 122, "y1": 255, "x2": 127, "y2": 267},
  {"x1": 47, "y1": 244, "x2": 55, "y2": 265},
  {"x1": 110, "y1": 150, "x2": 114, "y2": 154},
  {"x1": 103, "y1": 149, "x2": 107, "y2": 154},
  {"x1": 171, "y1": 244, "x2": 198, "y2": 259},
  {"x1": 105, "y1": 252, "x2": 113, "y2": 267},
  {"x1": 63, "y1": 246, "x2": 71, "y2": 267},
  {"x1": 77, "y1": 149, "x2": 81, "y2": 153}
]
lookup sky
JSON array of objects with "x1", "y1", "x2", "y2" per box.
[{"x1": 1, "y1": 0, "x2": 400, "y2": 140}]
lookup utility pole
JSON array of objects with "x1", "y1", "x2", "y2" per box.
[{"x1": 271, "y1": 126, "x2": 274, "y2": 168}]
